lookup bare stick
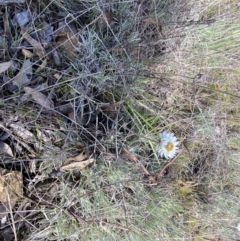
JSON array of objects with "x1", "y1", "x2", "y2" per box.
[
  {"x1": 155, "y1": 150, "x2": 182, "y2": 181},
  {"x1": 122, "y1": 147, "x2": 151, "y2": 176},
  {"x1": 6, "y1": 191, "x2": 18, "y2": 241}
]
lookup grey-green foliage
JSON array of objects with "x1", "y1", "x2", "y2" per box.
[{"x1": 29, "y1": 161, "x2": 184, "y2": 241}]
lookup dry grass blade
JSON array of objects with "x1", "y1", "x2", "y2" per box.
[
  {"x1": 24, "y1": 87, "x2": 54, "y2": 109},
  {"x1": 6, "y1": 191, "x2": 17, "y2": 241},
  {"x1": 0, "y1": 61, "x2": 12, "y2": 74}
]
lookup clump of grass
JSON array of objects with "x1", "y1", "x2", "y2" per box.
[
  {"x1": 25, "y1": 160, "x2": 187, "y2": 241},
  {"x1": 134, "y1": 0, "x2": 240, "y2": 240}
]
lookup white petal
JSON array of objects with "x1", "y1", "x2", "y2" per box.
[{"x1": 157, "y1": 131, "x2": 179, "y2": 159}]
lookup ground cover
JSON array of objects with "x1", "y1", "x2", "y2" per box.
[{"x1": 0, "y1": 0, "x2": 240, "y2": 240}]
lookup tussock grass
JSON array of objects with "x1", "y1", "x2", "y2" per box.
[{"x1": 27, "y1": 161, "x2": 186, "y2": 241}]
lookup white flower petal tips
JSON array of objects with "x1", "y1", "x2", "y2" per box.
[{"x1": 156, "y1": 131, "x2": 179, "y2": 159}]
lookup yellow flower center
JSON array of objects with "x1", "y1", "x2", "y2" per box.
[{"x1": 164, "y1": 142, "x2": 174, "y2": 152}]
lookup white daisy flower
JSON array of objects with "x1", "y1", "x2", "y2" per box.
[{"x1": 156, "y1": 131, "x2": 179, "y2": 159}]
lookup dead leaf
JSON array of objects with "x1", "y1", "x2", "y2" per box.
[
  {"x1": 97, "y1": 11, "x2": 113, "y2": 32},
  {"x1": 61, "y1": 152, "x2": 94, "y2": 171},
  {"x1": 24, "y1": 86, "x2": 54, "y2": 109},
  {"x1": 76, "y1": 141, "x2": 85, "y2": 150},
  {"x1": 0, "y1": 168, "x2": 23, "y2": 219},
  {"x1": 64, "y1": 152, "x2": 87, "y2": 165},
  {"x1": 21, "y1": 28, "x2": 46, "y2": 58},
  {"x1": 56, "y1": 23, "x2": 79, "y2": 60},
  {"x1": 36, "y1": 58, "x2": 47, "y2": 73},
  {"x1": 52, "y1": 50, "x2": 61, "y2": 66},
  {"x1": 103, "y1": 101, "x2": 124, "y2": 113},
  {"x1": 9, "y1": 123, "x2": 36, "y2": 144},
  {"x1": 9, "y1": 123, "x2": 41, "y2": 151},
  {"x1": 0, "y1": 141, "x2": 14, "y2": 159},
  {"x1": 4, "y1": 11, "x2": 11, "y2": 36},
  {"x1": 0, "y1": 61, "x2": 12, "y2": 74},
  {"x1": 22, "y1": 48, "x2": 33, "y2": 58},
  {"x1": 12, "y1": 59, "x2": 32, "y2": 87},
  {"x1": 61, "y1": 159, "x2": 94, "y2": 171},
  {"x1": 0, "y1": 123, "x2": 36, "y2": 157},
  {"x1": 12, "y1": 10, "x2": 30, "y2": 27},
  {"x1": 53, "y1": 73, "x2": 61, "y2": 80},
  {"x1": 39, "y1": 21, "x2": 54, "y2": 47}
]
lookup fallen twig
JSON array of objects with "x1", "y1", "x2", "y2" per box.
[
  {"x1": 122, "y1": 147, "x2": 151, "y2": 176},
  {"x1": 155, "y1": 150, "x2": 182, "y2": 181}
]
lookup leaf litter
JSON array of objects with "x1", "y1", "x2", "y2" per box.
[
  {"x1": 61, "y1": 151, "x2": 95, "y2": 171},
  {"x1": 20, "y1": 28, "x2": 46, "y2": 58},
  {"x1": 55, "y1": 22, "x2": 79, "y2": 60},
  {"x1": 9, "y1": 122, "x2": 40, "y2": 151},
  {"x1": 0, "y1": 2, "x2": 174, "y2": 240},
  {"x1": 23, "y1": 86, "x2": 54, "y2": 109},
  {"x1": 0, "y1": 122, "x2": 37, "y2": 157},
  {"x1": 0, "y1": 141, "x2": 14, "y2": 159},
  {"x1": 0, "y1": 61, "x2": 12, "y2": 74},
  {"x1": 12, "y1": 10, "x2": 30, "y2": 27},
  {"x1": 35, "y1": 58, "x2": 47, "y2": 73},
  {"x1": 12, "y1": 59, "x2": 32, "y2": 87},
  {"x1": 38, "y1": 21, "x2": 54, "y2": 47},
  {"x1": 22, "y1": 48, "x2": 33, "y2": 58},
  {"x1": 0, "y1": 168, "x2": 23, "y2": 225}
]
